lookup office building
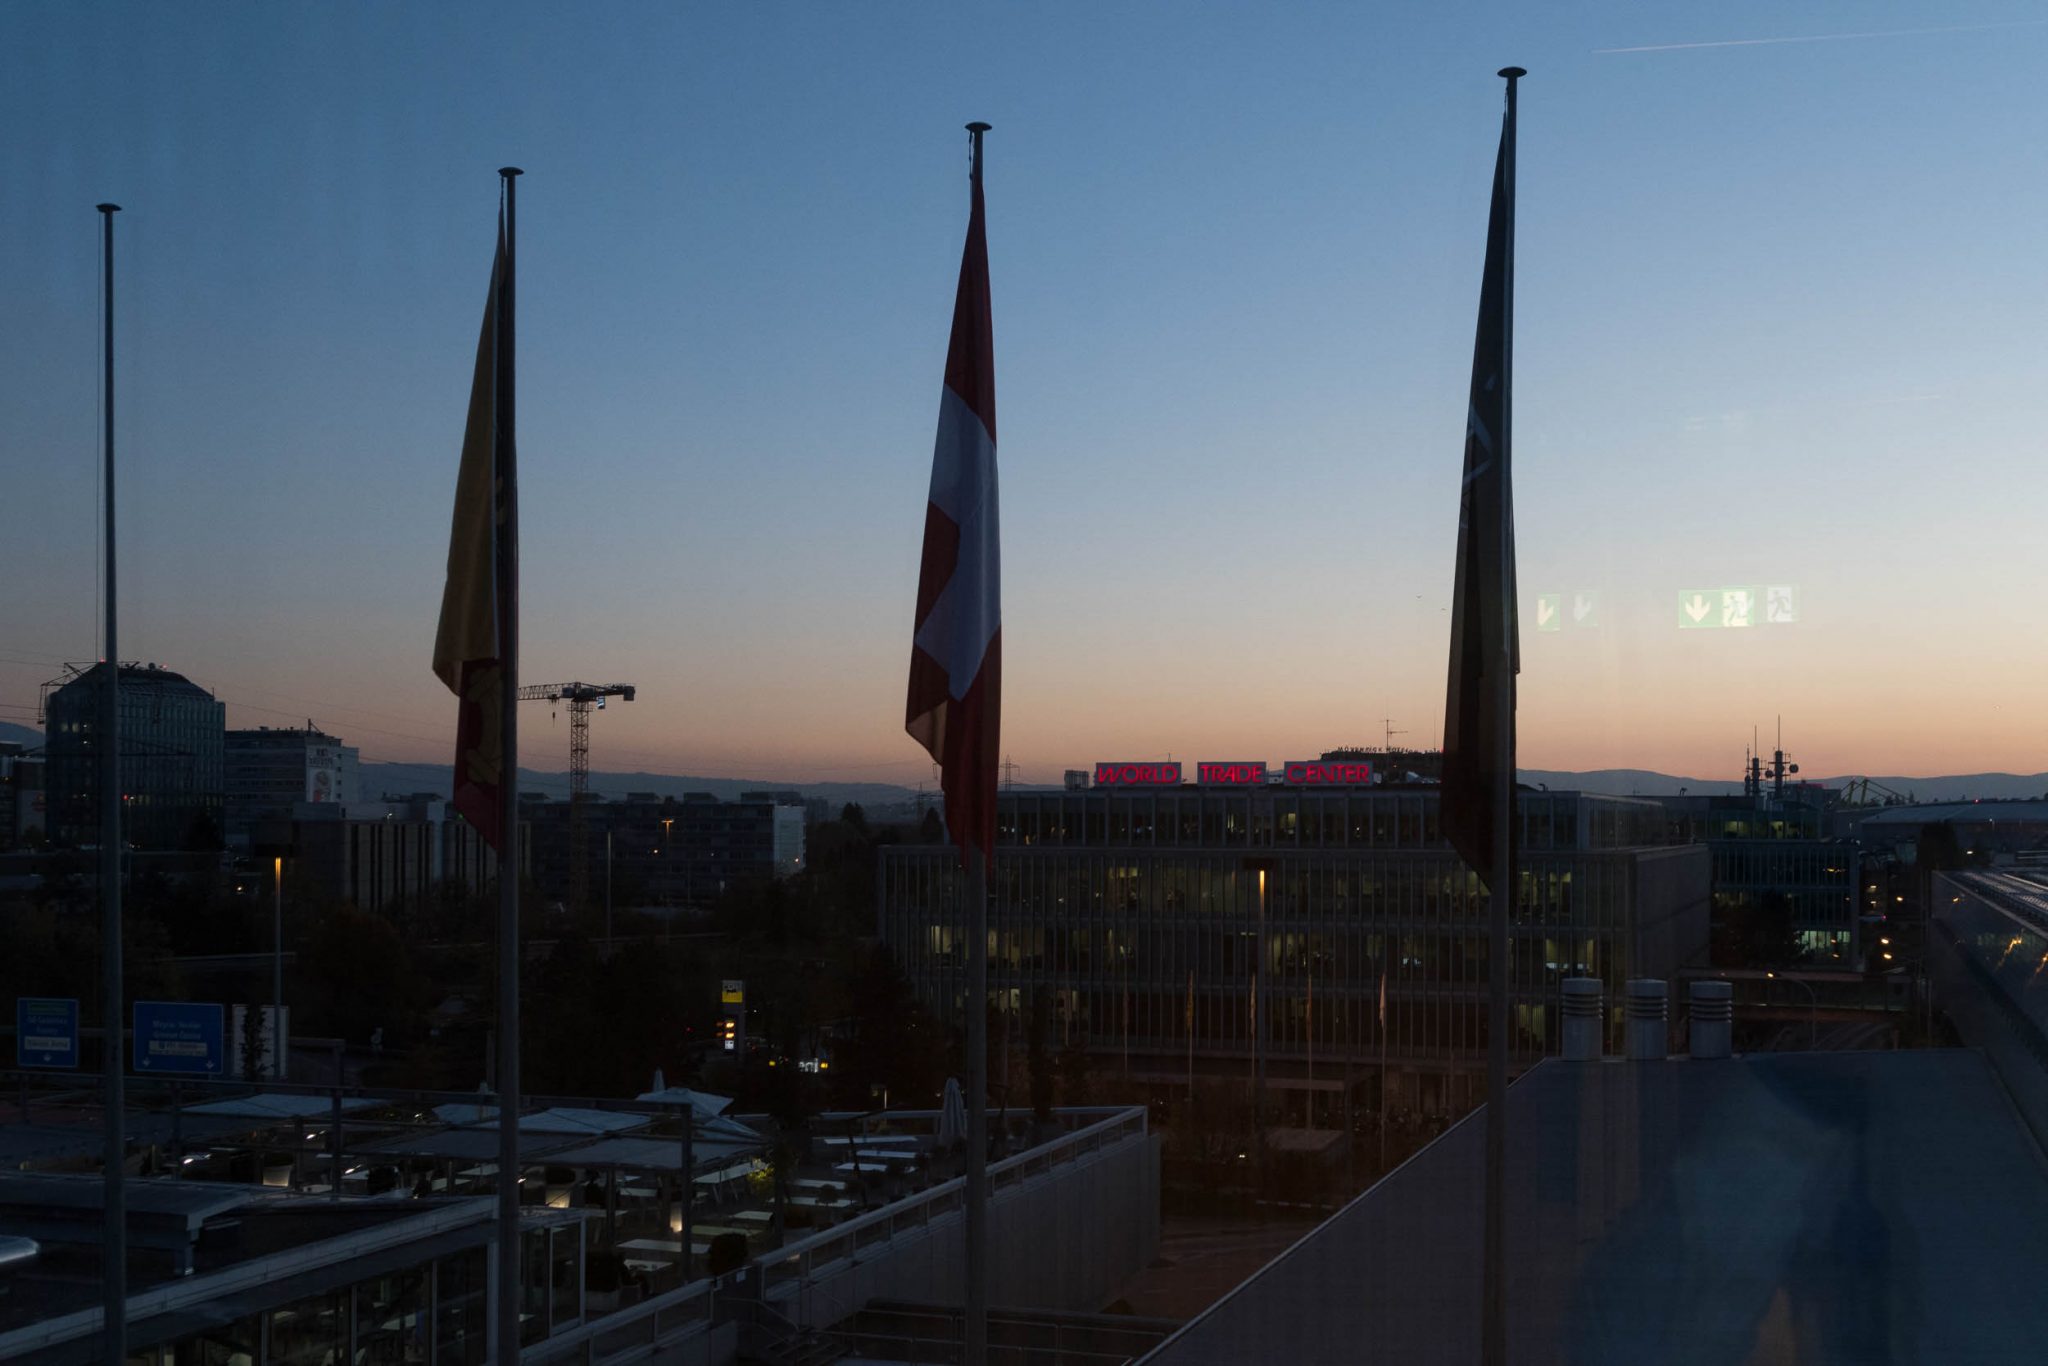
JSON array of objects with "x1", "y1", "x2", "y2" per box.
[
  {"x1": 879, "y1": 766, "x2": 1709, "y2": 1117},
  {"x1": 0, "y1": 742, "x2": 44, "y2": 848},
  {"x1": 41, "y1": 663, "x2": 226, "y2": 851},
  {"x1": 1659, "y1": 790, "x2": 1863, "y2": 964},
  {"x1": 262, "y1": 795, "x2": 498, "y2": 919},
  {"x1": 526, "y1": 792, "x2": 805, "y2": 908},
  {"x1": 224, "y1": 725, "x2": 359, "y2": 847}
]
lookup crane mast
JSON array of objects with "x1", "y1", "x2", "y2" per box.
[{"x1": 518, "y1": 681, "x2": 636, "y2": 911}]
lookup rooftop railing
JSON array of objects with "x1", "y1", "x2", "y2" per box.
[{"x1": 524, "y1": 1105, "x2": 1149, "y2": 1366}]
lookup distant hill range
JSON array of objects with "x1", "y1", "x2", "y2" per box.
[
  {"x1": 4, "y1": 733, "x2": 2038, "y2": 807},
  {"x1": 358, "y1": 760, "x2": 925, "y2": 810},
  {"x1": 358, "y1": 758, "x2": 2048, "y2": 808},
  {"x1": 1519, "y1": 768, "x2": 2048, "y2": 802}
]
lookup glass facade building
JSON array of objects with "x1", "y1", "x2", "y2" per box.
[
  {"x1": 1661, "y1": 792, "x2": 1862, "y2": 962},
  {"x1": 880, "y1": 786, "x2": 1709, "y2": 1112},
  {"x1": 1709, "y1": 837, "x2": 1862, "y2": 962},
  {"x1": 42, "y1": 663, "x2": 226, "y2": 851}
]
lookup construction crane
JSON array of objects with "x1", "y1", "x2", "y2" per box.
[
  {"x1": 518, "y1": 681, "x2": 635, "y2": 910},
  {"x1": 1836, "y1": 776, "x2": 1909, "y2": 808}
]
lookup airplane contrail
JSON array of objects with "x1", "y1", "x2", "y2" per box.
[{"x1": 1596, "y1": 19, "x2": 2048, "y2": 55}]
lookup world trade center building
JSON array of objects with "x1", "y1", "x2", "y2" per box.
[{"x1": 878, "y1": 760, "x2": 1710, "y2": 1119}]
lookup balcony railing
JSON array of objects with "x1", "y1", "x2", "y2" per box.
[{"x1": 524, "y1": 1105, "x2": 1149, "y2": 1366}]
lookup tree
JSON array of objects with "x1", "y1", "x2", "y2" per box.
[
  {"x1": 288, "y1": 905, "x2": 430, "y2": 1050},
  {"x1": 832, "y1": 945, "x2": 948, "y2": 1108},
  {"x1": 1712, "y1": 890, "x2": 1804, "y2": 969},
  {"x1": 705, "y1": 1232, "x2": 748, "y2": 1276}
]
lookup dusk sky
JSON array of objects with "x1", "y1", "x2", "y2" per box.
[{"x1": 4, "y1": 2, "x2": 2045, "y2": 788}]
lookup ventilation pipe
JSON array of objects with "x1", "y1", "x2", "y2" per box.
[
  {"x1": 1689, "y1": 980, "x2": 1733, "y2": 1060},
  {"x1": 1625, "y1": 979, "x2": 1668, "y2": 1060},
  {"x1": 1561, "y1": 977, "x2": 1604, "y2": 1060}
]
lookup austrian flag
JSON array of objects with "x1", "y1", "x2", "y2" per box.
[{"x1": 906, "y1": 127, "x2": 1001, "y2": 867}]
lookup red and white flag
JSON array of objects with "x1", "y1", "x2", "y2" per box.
[{"x1": 906, "y1": 131, "x2": 1000, "y2": 867}]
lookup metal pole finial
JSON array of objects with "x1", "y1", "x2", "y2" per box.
[
  {"x1": 498, "y1": 166, "x2": 524, "y2": 179},
  {"x1": 97, "y1": 203, "x2": 121, "y2": 214},
  {"x1": 1498, "y1": 66, "x2": 1526, "y2": 80},
  {"x1": 965, "y1": 124, "x2": 990, "y2": 182}
]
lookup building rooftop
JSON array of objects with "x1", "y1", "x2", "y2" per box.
[
  {"x1": 1140, "y1": 1049, "x2": 2048, "y2": 1366},
  {"x1": 45, "y1": 662, "x2": 214, "y2": 696},
  {"x1": 1854, "y1": 800, "x2": 2048, "y2": 827}
]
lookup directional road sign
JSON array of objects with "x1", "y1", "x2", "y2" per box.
[
  {"x1": 133, "y1": 1001, "x2": 225, "y2": 1075},
  {"x1": 1572, "y1": 590, "x2": 1599, "y2": 628},
  {"x1": 16, "y1": 997, "x2": 79, "y2": 1069},
  {"x1": 1535, "y1": 593, "x2": 1561, "y2": 632}
]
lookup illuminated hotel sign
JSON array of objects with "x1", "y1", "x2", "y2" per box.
[
  {"x1": 1089, "y1": 759, "x2": 1375, "y2": 787},
  {"x1": 1283, "y1": 760, "x2": 1375, "y2": 786},
  {"x1": 1094, "y1": 761, "x2": 1182, "y2": 786}
]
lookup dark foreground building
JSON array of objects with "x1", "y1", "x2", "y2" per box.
[{"x1": 1137, "y1": 1048, "x2": 2048, "y2": 1366}]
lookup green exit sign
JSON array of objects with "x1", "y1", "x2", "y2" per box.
[{"x1": 1679, "y1": 585, "x2": 1798, "y2": 629}]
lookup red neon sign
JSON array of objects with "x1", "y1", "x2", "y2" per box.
[
  {"x1": 1197, "y1": 762, "x2": 1268, "y2": 785},
  {"x1": 1283, "y1": 760, "x2": 1374, "y2": 786},
  {"x1": 1094, "y1": 761, "x2": 1183, "y2": 786}
]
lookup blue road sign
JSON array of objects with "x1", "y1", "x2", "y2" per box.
[
  {"x1": 133, "y1": 1001, "x2": 224, "y2": 1075},
  {"x1": 16, "y1": 997, "x2": 79, "y2": 1069}
]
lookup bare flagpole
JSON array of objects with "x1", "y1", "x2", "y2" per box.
[
  {"x1": 1481, "y1": 65, "x2": 1524, "y2": 1366},
  {"x1": 96, "y1": 198, "x2": 125, "y2": 1366},
  {"x1": 494, "y1": 164, "x2": 524, "y2": 1366}
]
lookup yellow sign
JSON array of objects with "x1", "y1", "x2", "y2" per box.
[{"x1": 721, "y1": 980, "x2": 745, "y2": 1006}]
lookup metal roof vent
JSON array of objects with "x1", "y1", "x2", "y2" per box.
[
  {"x1": 1561, "y1": 977, "x2": 1604, "y2": 1060},
  {"x1": 1625, "y1": 978, "x2": 1668, "y2": 1060},
  {"x1": 1689, "y1": 979, "x2": 1734, "y2": 1060}
]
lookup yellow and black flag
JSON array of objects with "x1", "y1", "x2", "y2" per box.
[
  {"x1": 1440, "y1": 101, "x2": 1518, "y2": 892},
  {"x1": 432, "y1": 213, "x2": 514, "y2": 849}
]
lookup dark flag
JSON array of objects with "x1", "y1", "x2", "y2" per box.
[
  {"x1": 432, "y1": 214, "x2": 513, "y2": 849},
  {"x1": 1440, "y1": 113, "x2": 1518, "y2": 892}
]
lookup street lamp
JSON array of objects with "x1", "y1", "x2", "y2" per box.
[{"x1": 1766, "y1": 971, "x2": 1817, "y2": 1049}]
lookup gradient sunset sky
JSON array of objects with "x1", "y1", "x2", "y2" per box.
[{"x1": 4, "y1": 2, "x2": 2044, "y2": 787}]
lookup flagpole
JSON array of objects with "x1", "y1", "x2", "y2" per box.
[
  {"x1": 959, "y1": 121, "x2": 992, "y2": 1366},
  {"x1": 965, "y1": 849, "x2": 988, "y2": 1366},
  {"x1": 494, "y1": 163, "x2": 524, "y2": 1366},
  {"x1": 1481, "y1": 65, "x2": 1523, "y2": 1366},
  {"x1": 96, "y1": 198, "x2": 125, "y2": 1366}
]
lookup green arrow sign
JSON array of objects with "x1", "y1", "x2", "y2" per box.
[{"x1": 1679, "y1": 590, "x2": 1717, "y2": 629}]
